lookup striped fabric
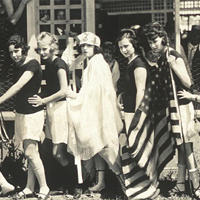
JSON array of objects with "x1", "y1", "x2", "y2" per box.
[{"x1": 121, "y1": 63, "x2": 179, "y2": 199}]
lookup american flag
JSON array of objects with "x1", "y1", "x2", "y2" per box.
[{"x1": 121, "y1": 62, "x2": 180, "y2": 199}]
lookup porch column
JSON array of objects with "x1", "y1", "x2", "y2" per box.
[
  {"x1": 84, "y1": 0, "x2": 95, "y2": 33},
  {"x1": 27, "y1": 1, "x2": 40, "y2": 61}
]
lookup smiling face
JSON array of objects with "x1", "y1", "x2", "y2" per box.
[
  {"x1": 148, "y1": 36, "x2": 165, "y2": 54},
  {"x1": 37, "y1": 40, "x2": 53, "y2": 60},
  {"x1": 80, "y1": 43, "x2": 95, "y2": 59},
  {"x1": 118, "y1": 38, "x2": 135, "y2": 60},
  {"x1": 9, "y1": 45, "x2": 24, "y2": 64}
]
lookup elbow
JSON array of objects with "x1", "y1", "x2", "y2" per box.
[
  {"x1": 59, "y1": 89, "x2": 67, "y2": 98},
  {"x1": 183, "y1": 78, "x2": 192, "y2": 89},
  {"x1": 184, "y1": 82, "x2": 192, "y2": 89}
]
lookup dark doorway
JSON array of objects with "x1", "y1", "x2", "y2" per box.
[{"x1": 96, "y1": 11, "x2": 151, "y2": 43}]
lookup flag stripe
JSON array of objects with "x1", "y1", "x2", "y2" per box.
[{"x1": 121, "y1": 108, "x2": 175, "y2": 199}]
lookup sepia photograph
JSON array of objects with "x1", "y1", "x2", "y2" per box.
[{"x1": 0, "y1": 0, "x2": 200, "y2": 200}]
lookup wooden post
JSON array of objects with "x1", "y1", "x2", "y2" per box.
[
  {"x1": 84, "y1": 0, "x2": 95, "y2": 33},
  {"x1": 27, "y1": 1, "x2": 40, "y2": 61},
  {"x1": 175, "y1": 0, "x2": 181, "y2": 53}
]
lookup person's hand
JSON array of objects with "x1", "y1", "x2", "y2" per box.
[
  {"x1": 117, "y1": 93, "x2": 124, "y2": 111},
  {"x1": 28, "y1": 95, "x2": 44, "y2": 107},
  {"x1": 177, "y1": 90, "x2": 193, "y2": 100},
  {"x1": 117, "y1": 101, "x2": 124, "y2": 111},
  {"x1": 65, "y1": 88, "x2": 77, "y2": 99},
  {"x1": 117, "y1": 93, "x2": 125, "y2": 119},
  {"x1": 166, "y1": 51, "x2": 176, "y2": 66}
]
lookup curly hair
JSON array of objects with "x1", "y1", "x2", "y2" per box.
[
  {"x1": 36, "y1": 32, "x2": 59, "y2": 54},
  {"x1": 142, "y1": 21, "x2": 168, "y2": 46},
  {"x1": 8, "y1": 34, "x2": 30, "y2": 55}
]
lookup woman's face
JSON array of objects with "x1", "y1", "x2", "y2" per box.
[
  {"x1": 148, "y1": 36, "x2": 165, "y2": 53},
  {"x1": 81, "y1": 44, "x2": 95, "y2": 59},
  {"x1": 9, "y1": 45, "x2": 24, "y2": 64},
  {"x1": 37, "y1": 39, "x2": 53, "y2": 60},
  {"x1": 118, "y1": 38, "x2": 135, "y2": 59}
]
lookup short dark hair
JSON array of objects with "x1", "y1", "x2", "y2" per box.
[
  {"x1": 102, "y1": 41, "x2": 114, "y2": 53},
  {"x1": 94, "y1": 46, "x2": 103, "y2": 55},
  {"x1": 77, "y1": 44, "x2": 103, "y2": 56},
  {"x1": 8, "y1": 34, "x2": 30, "y2": 55}
]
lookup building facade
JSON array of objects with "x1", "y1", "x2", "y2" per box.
[{"x1": 96, "y1": 0, "x2": 200, "y2": 42}]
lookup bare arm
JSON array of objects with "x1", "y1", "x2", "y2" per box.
[
  {"x1": 167, "y1": 54, "x2": 192, "y2": 88},
  {"x1": 2, "y1": 0, "x2": 32, "y2": 25},
  {"x1": 43, "y1": 68, "x2": 68, "y2": 104},
  {"x1": 178, "y1": 90, "x2": 200, "y2": 102},
  {"x1": 0, "y1": 71, "x2": 33, "y2": 104},
  {"x1": 134, "y1": 67, "x2": 147, "y2": 110},
  {"x1": 28, "y1": 68, "x2": 68, "y2": 106}
]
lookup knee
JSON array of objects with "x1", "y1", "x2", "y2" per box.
[
  {"x1": 53, "y1": 153, "x2": 69, "y2": 167},
  {"x1": 24, "y1": 148, "x2": 38, "y2": 161}
]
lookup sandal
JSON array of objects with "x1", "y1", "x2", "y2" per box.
[
  {"x1": 168, "y1": 183, "x2": 186, "y2": 197},
  {"x1": 0, "y1": 183, "x2": 15, "y2": 197},
  {"x1": 12, "y1": 190, "x2": 35, "y2": 200},
  {"x1": 73, "y1": 186, "x2": 82, "y2": 199},
  {"x1": 193, "y1": 185, "x2": 200, "y2": 200},
  {"x1": 37, "y1": 191, "x2": 51, "y2": 200}
]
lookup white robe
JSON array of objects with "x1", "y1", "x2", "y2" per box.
[{"x1": 67, "y1": 54, "x2": 123, "y2": 160}]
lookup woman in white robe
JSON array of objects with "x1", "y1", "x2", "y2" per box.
[{"x1": 66, "y1": 32, "x2": 124, "y2": 190}]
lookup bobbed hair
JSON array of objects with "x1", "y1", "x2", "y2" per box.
[
  {"x1": 8, "y1": 34, "x2": 30, "y2": 55},
  {"x1": 36, "y1": 32, "x2": 59, "y2": 54},
  {"x1": 116, "y1": 28, "x2": 141, "y2": 54},
  {"x1": 102, "y1": 41, "x2": 114, "y2": 54}
]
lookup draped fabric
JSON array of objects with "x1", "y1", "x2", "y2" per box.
[
  {"x1": 67, "y1": 54, "x2": 123, "y2": 160},
  {"x1": 121, "y1": 59, "x2": 179, "y2": 199}
]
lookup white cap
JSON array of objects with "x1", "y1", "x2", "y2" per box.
[{"x1": 77, "y1": 32, "x2": 101, "y2": 47}]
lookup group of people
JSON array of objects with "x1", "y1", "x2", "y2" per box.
[{"x1": 1, "y1": 6, "x2": 200, "y2": 199}]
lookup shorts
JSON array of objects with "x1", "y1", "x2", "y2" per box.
[
  {"x1": 45, "y1": 101, "x2": 68, "y2": 144},
  {"x1": 176, "y1": 102, "x2": 195, "y2": 145},
  {"x1": 14, "y1": 110, "x2": 45, "y2": 145}
]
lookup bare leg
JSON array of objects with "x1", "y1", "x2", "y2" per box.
[
  {"x1": 23, "y1": 139, "x2": 49, "y2": 196},
  {"x1": 178, "y1": 142, "x2": 200, "y2": 197},
  {"x1": 98, "y1": 147, "x2": 126, "y2": 194},
  {"x1": 0, "y1": 172, "x2": 15, "y2": 195},
  {"x1": 89, "y1": 155, "x2": 106, "y2": 192},
  {"x1": 53, "y1": 143, "x2": 69, "y2": 167},
  {"x1": 99, "y1": 147, "x2": 121, "y2": 175},
  {"x1": 22, "y1": 164, "x2": 36, "y2": 194}
]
